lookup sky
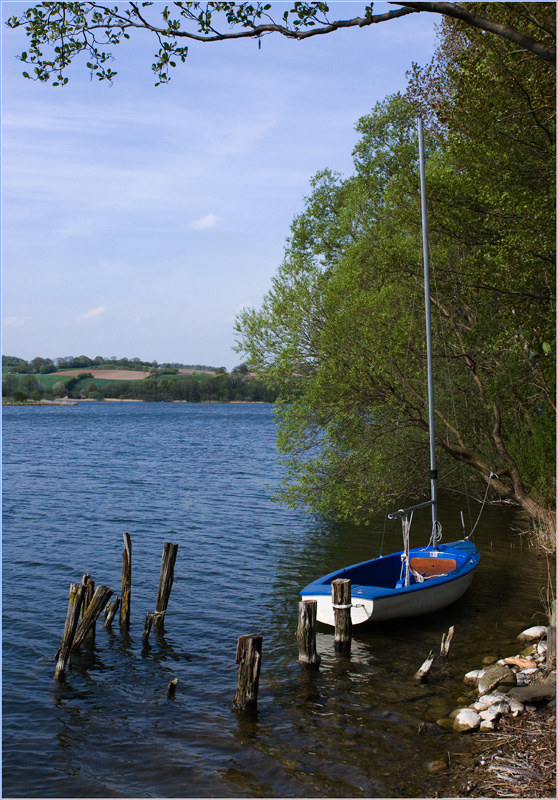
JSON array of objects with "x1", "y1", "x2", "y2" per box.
[{"x1": 1, "y1": 1, "x2": 439, "y2": 369}]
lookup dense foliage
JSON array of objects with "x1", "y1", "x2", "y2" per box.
[{"x1": 236, "y1": 6, "x2": 555, "y2": 529}]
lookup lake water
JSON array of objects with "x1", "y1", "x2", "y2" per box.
[{"x1": 1, "y1": 402, "x2": 550, "y2": 798}]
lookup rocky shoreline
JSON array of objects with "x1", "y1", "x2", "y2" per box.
[{"x1": 427, "y1": 622, "x2": 556, "y2": 798}]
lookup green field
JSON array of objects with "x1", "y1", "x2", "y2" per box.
[{"x1": 2, "y1": 366, "x2": 276, "y2": 403}]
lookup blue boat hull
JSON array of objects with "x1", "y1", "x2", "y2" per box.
[{"x1": 300, "y1": 540, "x2": 480, "y2": 625}]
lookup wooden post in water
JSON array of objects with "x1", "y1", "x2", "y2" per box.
[
  {"x1": 232, "y1": 634, "x2": 262, "y2": 713},
  {"x1": 154, "y1": 542, "x2": 178, "y2": 626},
  {"x1": 296, "y1": 600, "x2": 321, "y2": 667},
  {"x1": 120, "y1": 532, "x2": 132, "y2": 629},
  {"x1": 54, "y1": 582, "x2": 84, "y2": 680},
  {"x1": 71, "y1": 585, "x2": 114, "y2": 651},
  {"x1": 104, "y1": 596, "x2": 120, "y2": 627},
  {"x1": 82, "y1": 574, "x2": 96, "y2": 644},
  {"x1": 414, "y1": 650, "x2": 435, "y2": 682},
  {"x1": 440, "y1": 625, "x2": 455, "y2": 658},
  {"x1": 166, "y1": 678, "x2": 178, "y2": 699},
  {"x1": 332, "y1": 578, "x2": 352, "y2": 652},
  {"x1": 142, "y1": 612, "x2": 156, "y2": 647}
]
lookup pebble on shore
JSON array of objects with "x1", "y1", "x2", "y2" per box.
[{"x1": 436, "y1": 623, "x2": 555, "y2": 734}]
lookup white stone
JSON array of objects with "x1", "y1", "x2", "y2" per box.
[
  {"x1": 453, "y1": 708, "x2": 481, "y2": 732},
  {"x1": 479, "y1": 701, "x2": 509, "y2": 721},
  {"x1": 479, "y1": 718, "x2": 496, "y2": 731},
  {"x1": 509, "y1": 698, "x2": 525, "y2": 716},
  {"x1": 516, "y1": 668, "x2": 539, "y2": 685},
  {"x1": 449, "y1": 707, "x2": 470, "y2": 719},
  {"x1": 537, "y1": 641, "x2": 548, "y2": 654},
  {"x1": 464, "y1": 669, "x2": 485, "y2": 685},
  {"x1": 518, "y1": 626, "x2": 547, "y2": 643},
  {"x1": 470, "y1": 692, "x2": 507, "y2": 712}
]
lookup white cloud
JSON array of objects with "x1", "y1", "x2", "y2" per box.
[
  {"x1": 77, "y1": 306, "x2": 107, "y2": 321},
  {"x1": 3, "y1": 316, "x2": 30, "y2": 327},
  {"x1": 188, "y1": 213, "x2": 221, "y2": 231}
]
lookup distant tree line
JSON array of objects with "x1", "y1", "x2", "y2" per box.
[
  {"x1": 2, "y1": 357, "x2": 277, "y2": 403},
  {"x1": 1, "y1": 354, "x2": 218, "y2": 373}
]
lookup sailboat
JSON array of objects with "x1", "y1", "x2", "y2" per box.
[{"x1": 300, "y1": 117, "x2": 481, "y2": 626}]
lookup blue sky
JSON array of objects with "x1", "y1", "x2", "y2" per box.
[{"x1": 2, "y1": 2, "x2": 438, "y2": 369}]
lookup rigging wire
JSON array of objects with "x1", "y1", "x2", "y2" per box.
[{"x1": 465, "y1": 471, "x2": 498, "y2": 540}]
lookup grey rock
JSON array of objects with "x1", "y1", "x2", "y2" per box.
[
  {"x1": 509, "y1": 684, "x2": 556, "y2": 704},
  {"x1": 478, "y1": 664, "x2": 516, "y2": 694},
  {"x1": 518, "y1": 625, "x2": 547, "y2": 643},
  {"x1": 470, "y1": 692, "x2": 508, "y2": 712}
]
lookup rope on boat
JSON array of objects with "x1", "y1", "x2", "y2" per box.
[
  {"x1": 465, "y1": 471, "x2": 498, "y2": 539},
  {"x1": 429, "y1": 519, "x2": 442, "y2": 548},
  {"x1": 399, "y1": 512, "x2": 428, "y2": 585}
]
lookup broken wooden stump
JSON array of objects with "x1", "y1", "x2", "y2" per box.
[
  {"x1": 232, "y1": 634, "x2": 262, "y2": 713},
  {"x1": 332, "y1": 578, "x2": 352, "y2": 653},
  {"x1": 54, "y1": 582, "x2": 84, "y2": 680},
  {"x1": 414, "y1": 650, "x2": 435, "y2": 682},
  {"x1": 142, "y1": 612, "x2": 164, "y2": 647},
  {"x1": 296, "y1": 599, "x2": 321, "y2": 667},
  {"x1": 440, "y1": 625, "x2": 455, "y2": 658},
  {"x1": 120, "y1": 532, "x2": 132, "y2": 629},
  {"x1": 104, "y1": 596, "x2": 120, "y2": 627},
  {"x1": 82, "y1": 574, "x2": 96, "y2": 644},
  {"x1": 71, "y1": 585, "x2": 114, "y2": 651},
  {"x1": 166, "y1": 678, "x2": 178, "y2": 699},
  {"x1": 154, "y1": 541, "x2": 178, "y2": 628}
]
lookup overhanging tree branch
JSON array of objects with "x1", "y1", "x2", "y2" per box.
[{"x1": 5, "y1": 2, "x2": 556, "y2": 86}]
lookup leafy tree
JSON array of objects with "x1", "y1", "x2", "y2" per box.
[
  {"x1": 2, "y1": 356, "x2": 23, "y2": 367},
  {"x1": 21, "y1": 372, "x2": 41, "y2": 396},
  {"x1": 31, "y1": 356, "x2": 55, "y2": 372},
  {"x1": 232, "y1": 363, "x2": 250, "y2": 376},
  {"x1": 236, "y1": 75, "x2": 555, "y2": 530},
  {"x1": 2, "y1": 372, "x2": 19, "y2": 397},
  {"x1": 5, "y1": 2, "x2": 554, "y2": 87},
  {"x1": 12, "y1": 390, "x2": 28, "y2": 403}
]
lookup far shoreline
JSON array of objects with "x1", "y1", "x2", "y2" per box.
[{"x1": 3, "y1": 398, "x2": 272, "y2": 406}]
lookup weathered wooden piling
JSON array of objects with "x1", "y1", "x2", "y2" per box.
[
  {"x1": 71, "y1": 585, "x2": 114, "y2": 651},
  {"x1": 155, "y1": 541, "x2": 178, "y2": 624},
  {"x1": 120, "y1": 532, "x2": 132, "y2": 628},
  {"x1": 296, "y1": 599, "x2": 321, "y2": 667},
  {"x1": 332, "y1": 578, "x2": 352, "y2": 652},
  {"x1": 440, "y1": 625, "x2": 455, "y2": 658},
  {"x1": 414, "y1": 650, "x2": 435, "y2": 682},
  {"x1": 142, "y1": 612, "x2": 155, "y2": 646},
  {"x1": 232, "y1": 634, "x2": 262, "y2": 712},
  {"x1": 166, "y1": 678, "x2": 178, "y2": 699},
  {"x1": 54, "y1": 582, "x2": 84, "y2": 679},
  {"x1": 104, "y1": 596, "x2": 120, "y2": 627},
  {"x1": 82, "y1": 574, "x2": 96, "y2": 643}
]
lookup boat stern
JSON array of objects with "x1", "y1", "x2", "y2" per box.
[{"x1": 299, "y1": 589, "x2": 374, "y2": 626}]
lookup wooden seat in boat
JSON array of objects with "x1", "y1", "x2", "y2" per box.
[{"x1": 410, "y1": 557, "x2": 457, "y2": 579}]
